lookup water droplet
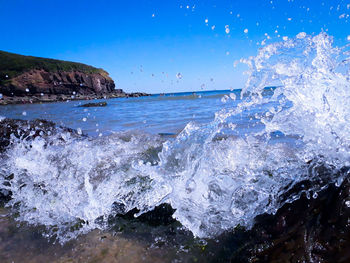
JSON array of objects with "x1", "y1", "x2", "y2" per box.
[
  {"x1": 176, "y1": 73, "x2": 182, "y2": 79},
  {"x1": 185, "y1": 179, "x2": 196, "y2": 193},
  {"x1": 25, "y1": 88, "x2": 29, "y2": 92},
  {"x1": 0, "y1": 93, "x2": 2, "y2": 99},
  {"x1": 22, "y1": 111, "x2": 27, "y2": 116},
  {"x1": 296, "y1": 32, "x2": 306, "y2": 39},
  {"x1": 204, "y1": 18, "x2": 208, "y2": 23},
  {"x1": 347, "y1": 35, "x2": 350, "y2": 41},
  {"x1": 312, "y1": 192, "x2": 318, "y2": 199},
  {"x1": 244, "y1": 28, "x2": 248, "y2": 34},
  {"x1": 77, "y1": 128, "x2": 82, "y2": 135},
  {"x1": 229, "y1": 93, "x2": 236, "y2": 100},
  {"x1": 82, "y1": 118, "x2": 87, "y2": 122},
  {"x1": 346, "y1": 201, "x2": 350, "y2": 208},
  {"x1": 221, "y1": 95, "x2": 229, "y2": 103}
]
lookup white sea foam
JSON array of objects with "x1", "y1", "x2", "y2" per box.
[{"x1": 1, "y1": 33, "x2": 350, "y2": 242}]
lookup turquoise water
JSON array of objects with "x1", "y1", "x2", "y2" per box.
[{"x1": 0, "y1": 89, "x2": 241, "y2": 136}]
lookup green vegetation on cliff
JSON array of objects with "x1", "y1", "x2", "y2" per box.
[{"x1": 0, "y1": 50, "x2": 110, "y2": 86}]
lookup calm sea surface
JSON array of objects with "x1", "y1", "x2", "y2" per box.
[{"x1": 0, "y1": 90, "x2": 241, "y2": 136}]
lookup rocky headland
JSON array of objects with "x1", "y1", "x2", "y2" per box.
[{"x1": 0, "y1": 50, "x2": 149, "y2": 105}]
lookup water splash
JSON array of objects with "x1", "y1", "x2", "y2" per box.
[
  {"x1": 1, "y1": 33, "x2": 350, "y2": 242},
  {"x1": 160, "y1": 32, "x2": 350, "y2": 237}
]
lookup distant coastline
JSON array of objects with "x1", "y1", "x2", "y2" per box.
[
  {"x1": 0, "y1": 91, "x2": 150, "y2": 105},
  {"x1": 0, "y1": 50, "x2": 149, "y2": 105}
]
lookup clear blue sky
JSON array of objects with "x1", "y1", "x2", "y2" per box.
[{"x1": 0, "y1": 0, "x2": 349, "y2": 93}]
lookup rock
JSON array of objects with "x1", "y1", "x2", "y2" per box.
[
  {"x1": 110, "y1": 203, "x2": 176, "y2": 227},
  {"x1": 79, "y1": 101, "x2": 107, "y2": 107},
  {"x1": 127, "y1": 92, "x2": 151, "y2": 98},
  {"x1": 0, "y1": 118, "x2": 79, "y2": 153},
  {"x1": 226, "y1": 166, "x2": 350, "y2": 262}
]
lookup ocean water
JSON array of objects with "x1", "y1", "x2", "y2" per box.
[
  {"x1": 1, "y1": 33, "x2": 350, "y2": 244},
  {"x1": 0, "y1": 90, "x2": 241, "y2": 137}
]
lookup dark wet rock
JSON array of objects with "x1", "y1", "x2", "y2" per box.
[
  {"x1": 0, "y1": 189, "x2": 12, "y2": 207},
  {"x1": 78, "y1": 101, "x2": 107, "y2": 107},
  {"x1": 108, "y1": 203, "x2": 176, "y2": 229},
  {"x1": 226, "y1": 169, "x2": 350, "y2": 262},
  {"x1": 126, "y1": 92, "x2": 151, "y2": 98},
  {"x1": 158, "y1": 132, "x2": 177, "y2": 138},
  {"x1": 121, "y1": 204, "x2": 176, "y2": 226}
]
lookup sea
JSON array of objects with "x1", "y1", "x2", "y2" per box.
[{"x1": 0, "y1": 89, "x2": 241, "y2": 137}]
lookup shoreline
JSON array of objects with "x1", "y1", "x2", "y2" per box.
[{"x1": 0, "y1": 91, "x2": 150, "y2": 105}]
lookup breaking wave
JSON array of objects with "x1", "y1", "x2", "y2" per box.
[{"x1": 1, "y1": 33, "x2": 350, "y2": 242}]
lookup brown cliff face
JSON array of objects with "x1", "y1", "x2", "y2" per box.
[{"x1": 1, "y1": 69, "x2": 119, "y2": 97}]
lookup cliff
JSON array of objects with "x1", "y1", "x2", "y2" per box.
[{"x1": 0, "y1": 50, "x2": 148, "y2": 104}]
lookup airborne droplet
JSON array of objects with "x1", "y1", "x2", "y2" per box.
[{"x1": 176, "y1": 73, "x2": 182, "y2": 79}]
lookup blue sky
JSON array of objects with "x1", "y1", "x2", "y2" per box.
[{"x1": 0, "y1": 0, "x2": 349, "y2": 93}]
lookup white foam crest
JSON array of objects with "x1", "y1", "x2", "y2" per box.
[
  {"x1": 1, "y1": 132, "x2": 170, "y2": 242},
  {"x1": 243, "y1": 33, "x2": 350, "y2": 163},
  {"x1": 156, "y1": 33, "x2": 350, "y2": 237}
]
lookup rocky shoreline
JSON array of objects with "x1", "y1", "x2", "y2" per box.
[{"x1": 0, "y1": 91, "x2": 150, "y2": 105}]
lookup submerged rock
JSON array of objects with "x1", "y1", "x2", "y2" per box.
[{"x1": 78, "y1": 101, "x2": 107, "y2": 107}]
